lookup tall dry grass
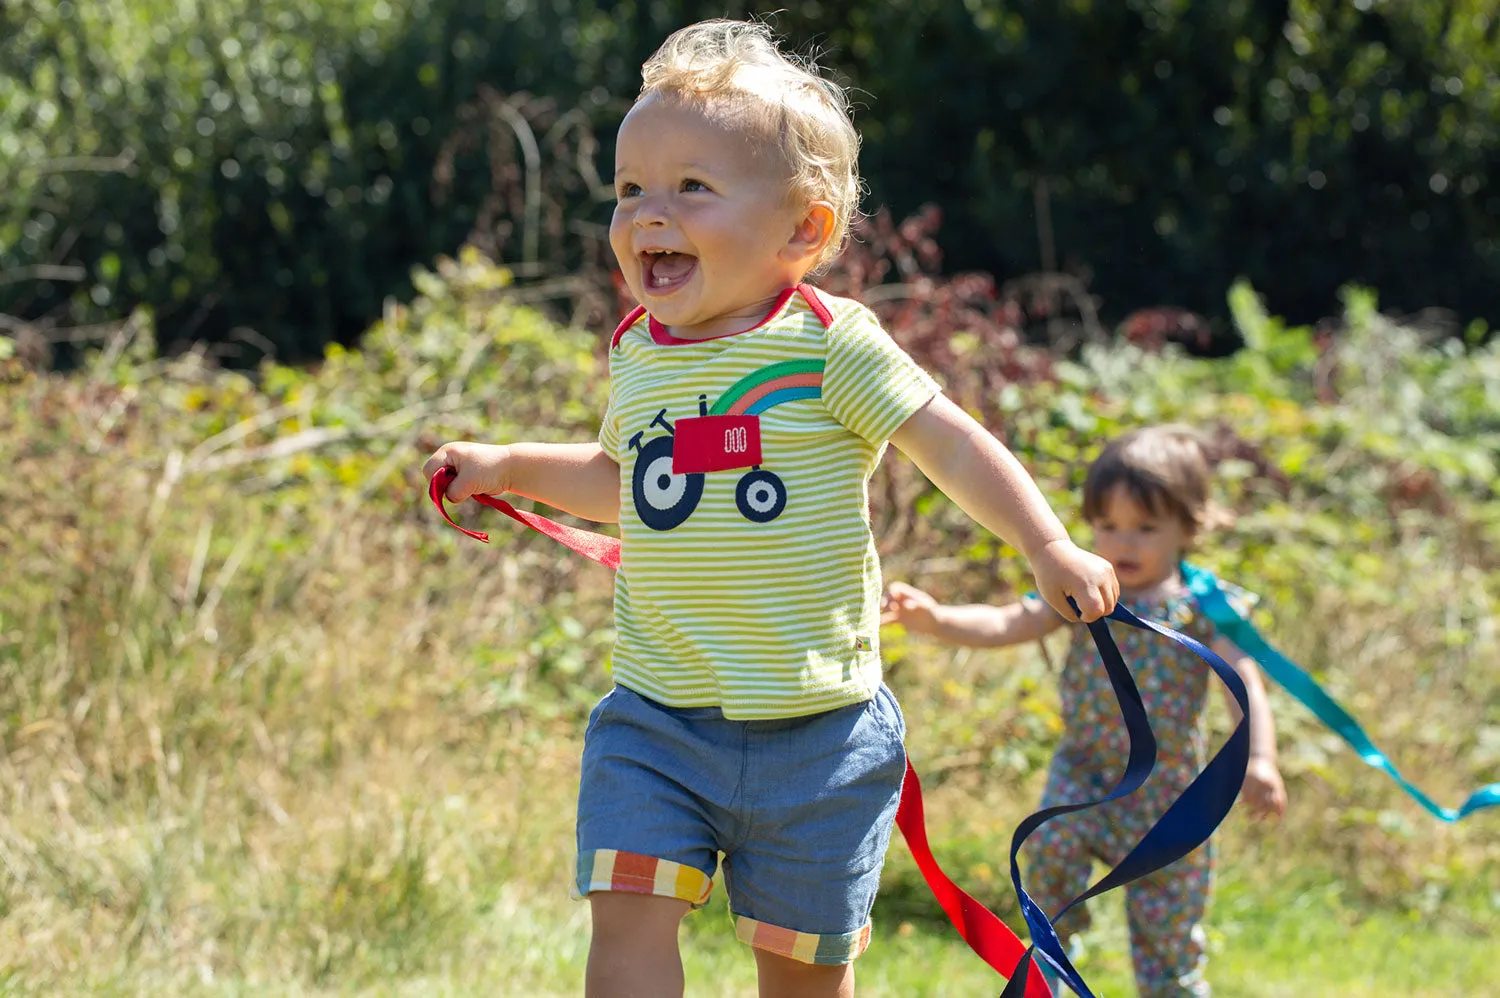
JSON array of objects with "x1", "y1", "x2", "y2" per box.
[{"x1": 1, "y1": 263, "x2": 1496, "y2": 993}]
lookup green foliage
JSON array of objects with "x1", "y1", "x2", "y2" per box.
[
  {"x1": 4, "y1": 0, "x2": 1500, "y2": 363},
  {"x1": 769, "y1": 0, "x2": 1500, "y2": 325},
  {"x1": 0, "y1": 0, "x2": 649, "y2": 360}
]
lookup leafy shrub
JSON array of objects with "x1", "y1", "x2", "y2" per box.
[
  {"x1": 0, "y1": 0, "x2": 642, "y2": 361},
  {"x1": 4, "y1": 0, "x2": 1498, "y2": 364}
]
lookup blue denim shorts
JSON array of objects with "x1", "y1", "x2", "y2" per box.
[{"x1": 574, "y1": 683, "x2": 907, "y2": 965}]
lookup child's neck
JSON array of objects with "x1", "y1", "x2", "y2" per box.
[
  {"x1": 657, "y1": 283, "x2": 808, "y2": 342},
  {"x1": 1119, "y1": 570, "x2": 1186, "y2": 604}
]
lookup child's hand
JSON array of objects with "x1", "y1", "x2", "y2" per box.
[
  {"x1": 422, "y1": 442, "x2": 511, "y2": 502},
  {"x1": 1241, "y1": 757, "x2": 1288, "y2": 821},
  {"x1": 882, "y1": 582, "x2": 940, "y2": 634},
  {"x1": 1029, "y1": 539, "x2": 1119, "y2": 623}
]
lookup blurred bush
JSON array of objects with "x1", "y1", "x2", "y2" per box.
[
  {"x1": 0, "y1": 0, "x2": 650, "y2": 362},
  {"x1": 2, "y1": 0, "x2": 1497, "y2": 363}
]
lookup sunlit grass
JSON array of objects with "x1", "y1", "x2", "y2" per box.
[
  {"x1": 3, "y1": 287, "x2": 1498, "y2": 996},
  {"x1": 34, "y1": 868, "x2": 1496, "y2": 996}
]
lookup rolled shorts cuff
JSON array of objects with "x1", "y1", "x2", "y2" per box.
[
  {"x1": 733, "y1": 914, "x2": 873, "y2": 965},
  {"x1": 572, "y1": 849, "x2": 714, "y2": 908}
]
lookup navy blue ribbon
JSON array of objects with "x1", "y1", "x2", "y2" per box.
[{"x1": 1001, "y1": 602, "x2": 1250, "y2": 998}]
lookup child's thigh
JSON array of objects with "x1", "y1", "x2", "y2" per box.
[{"x1": 722, "y1": 685, "x2": 906, "y2": 962}]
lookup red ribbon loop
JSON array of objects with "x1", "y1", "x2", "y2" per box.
[{"x1": 429, "y1": 466, "x2": 622, "y2": 570}]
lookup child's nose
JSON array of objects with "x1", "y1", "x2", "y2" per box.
[{"x1": 634, "y1": 196, "x2": 670, "y2": 227}]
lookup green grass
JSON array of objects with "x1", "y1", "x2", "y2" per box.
[
  {"x1": 21, "y1": 866, "x2": 1494, "y2": 996},
  {"x1": 3, "y1": 269, "x2": 1498, "y2": 996}
]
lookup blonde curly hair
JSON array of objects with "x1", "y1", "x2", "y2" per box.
[{"x1": 638, "y1": 19, "x2": 862, "y2": 269}]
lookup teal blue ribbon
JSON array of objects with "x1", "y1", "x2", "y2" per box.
[{"x1": 1181, "y1": 561, "x2": 1500, "y2": 822}]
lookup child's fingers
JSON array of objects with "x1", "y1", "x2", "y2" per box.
[
  {"x1": 881, "y1": 592, "x2": 915, "y2": 624},
  {"x1": 885, "y1": 581, "x2": 924, "y2": 602},
  {"x1": 1090, "y1": 572, "x2": 1120, "y2": 615},
  {"x1": 1067, "y1": 584, "x2": 1110, "y2": 623},
  {"x1": 446, "y1": 464, "x2": 494, "y2": 504},
  {"x1": 421, "y1": 448, "x2": 453, "y2": 483},
  {"x1": 1256, "y1": 797, "x2": 1284, "y2": 822},
  {"x1": 882, "y1": 582, "x2": 934, "y2": 625},
  {"x1": 423, "y1": 445, "x2": 477, "y2": 503},
  {"x1": 1038, "y1": 588, "x2": 1073, "y2": 621},
  {"x1": 422, "y1": 444, "x2": 483, "y2": 502},
  {"x1": 1244, "y1": 778, "x2": 1287, "y2": 822}
]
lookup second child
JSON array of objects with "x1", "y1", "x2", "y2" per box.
[{"x1": 885, "y1": 425, "x2": 1287, "y2": 998}]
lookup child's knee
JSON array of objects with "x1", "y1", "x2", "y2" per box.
[
  {"x1": 752, "y1": 949, "x2": 855, "y2": 998},
  {"x1": 589, "y1": 891, "x2": 691, "y2": 948}
]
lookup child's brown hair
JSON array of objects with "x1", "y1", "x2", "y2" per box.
[{"x1": 1081, "y1": 425, "x2": 1226, "y2": 534}]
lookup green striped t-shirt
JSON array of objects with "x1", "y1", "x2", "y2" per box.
[{"x1": 598, "y1": 285, "x2": 940, "y2": 719}]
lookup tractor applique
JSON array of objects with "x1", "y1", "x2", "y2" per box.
[{"x1": 628, "y1": 359, "x2": 824, "y2": 530}]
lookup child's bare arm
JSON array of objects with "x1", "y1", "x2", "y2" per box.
[
  {"x1": 422, "y1": 441, "x2": 621, "y2": 524},
  {"x1": 1211, "y1": 636, "x2": 1287, "y2": 820},
  {"x1": 884, "y1": 581, "x2": 1065, "y2": 648},
  {"x1": 889, "y1": 394, "x2": 1119, "y2": 622}
]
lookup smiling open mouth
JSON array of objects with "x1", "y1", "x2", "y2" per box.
[{"x1": 642, "y1": 250, "x2": 697, "y2": 293}]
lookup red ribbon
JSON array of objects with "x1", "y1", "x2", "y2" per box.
[
  {"x1": 429, "y1": 467, "x2": 621, "y2": 570},
  {"x1": 429, "y1": 467, "x2": 1049, "y2": 996},
  {"x1": 895, "y1": 764, "x2": 1050, "y2": 995}
]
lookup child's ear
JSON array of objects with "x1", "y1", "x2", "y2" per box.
[{"x1": 783, "y1": 201, "x2": 836, "y2": 265}]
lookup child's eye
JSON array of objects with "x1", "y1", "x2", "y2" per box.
[
  {"x1": 681, "y1": 178, "x2": 710, "y2": 193},
  {"x1": 1140, "y1": 524, "x2": 1157, "y2": 534},
  {"x1": 617, "y1": 182, "x2": 642, "y2": 199}
]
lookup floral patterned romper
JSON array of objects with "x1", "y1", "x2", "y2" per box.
[{"x1": 1025, "y1": 583, "x2": 1256, "y2": 998}]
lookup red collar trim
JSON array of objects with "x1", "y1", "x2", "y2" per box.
[{"x1": 611, "y1": 284, "x2": 834, "y2": 350}]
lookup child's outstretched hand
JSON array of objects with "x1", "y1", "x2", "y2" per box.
[
  {"x1": 882, "y1": 582, "x2": 939, "y2": 634},
  {"x1": 1241, "y1": 758, "x2": 1288, "y2": 821},
  {"x1": 1029, "y1": 538, "x2": 1119, "y2": 623},
  {"x1": 422, "y1": 442, "x2": 511, "y2": 502}
]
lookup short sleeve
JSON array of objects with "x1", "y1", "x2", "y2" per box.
[
  {"x1": 821, "y1": 304, "x2": 941, "y2": 444},
  {"x1": 598, "y1": 384, "x2": 621, "y2": 462}
]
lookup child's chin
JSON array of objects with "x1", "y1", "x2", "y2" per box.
[{"x1": 646, "y1": 292, "x2": 704, "y2": 323}]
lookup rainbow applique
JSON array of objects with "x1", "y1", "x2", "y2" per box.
[{"x1": 709, "y1": 359, "x2": 825, "y2": 416}]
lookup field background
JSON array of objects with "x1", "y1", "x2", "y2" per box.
[
  {"x1": 3, "y1": 260, "x2": 1497, "y2": 995},
  {"x1": 4, "y1": 0, "x2": 1500, "y2": 992}
]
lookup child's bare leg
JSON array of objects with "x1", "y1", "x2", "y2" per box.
[
  {"x1": 753, "y1": 949, "x2": 855, "y2": 998},
  {"x1": 587, "y1": 893, "x2": 691, "y2": 998}
]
